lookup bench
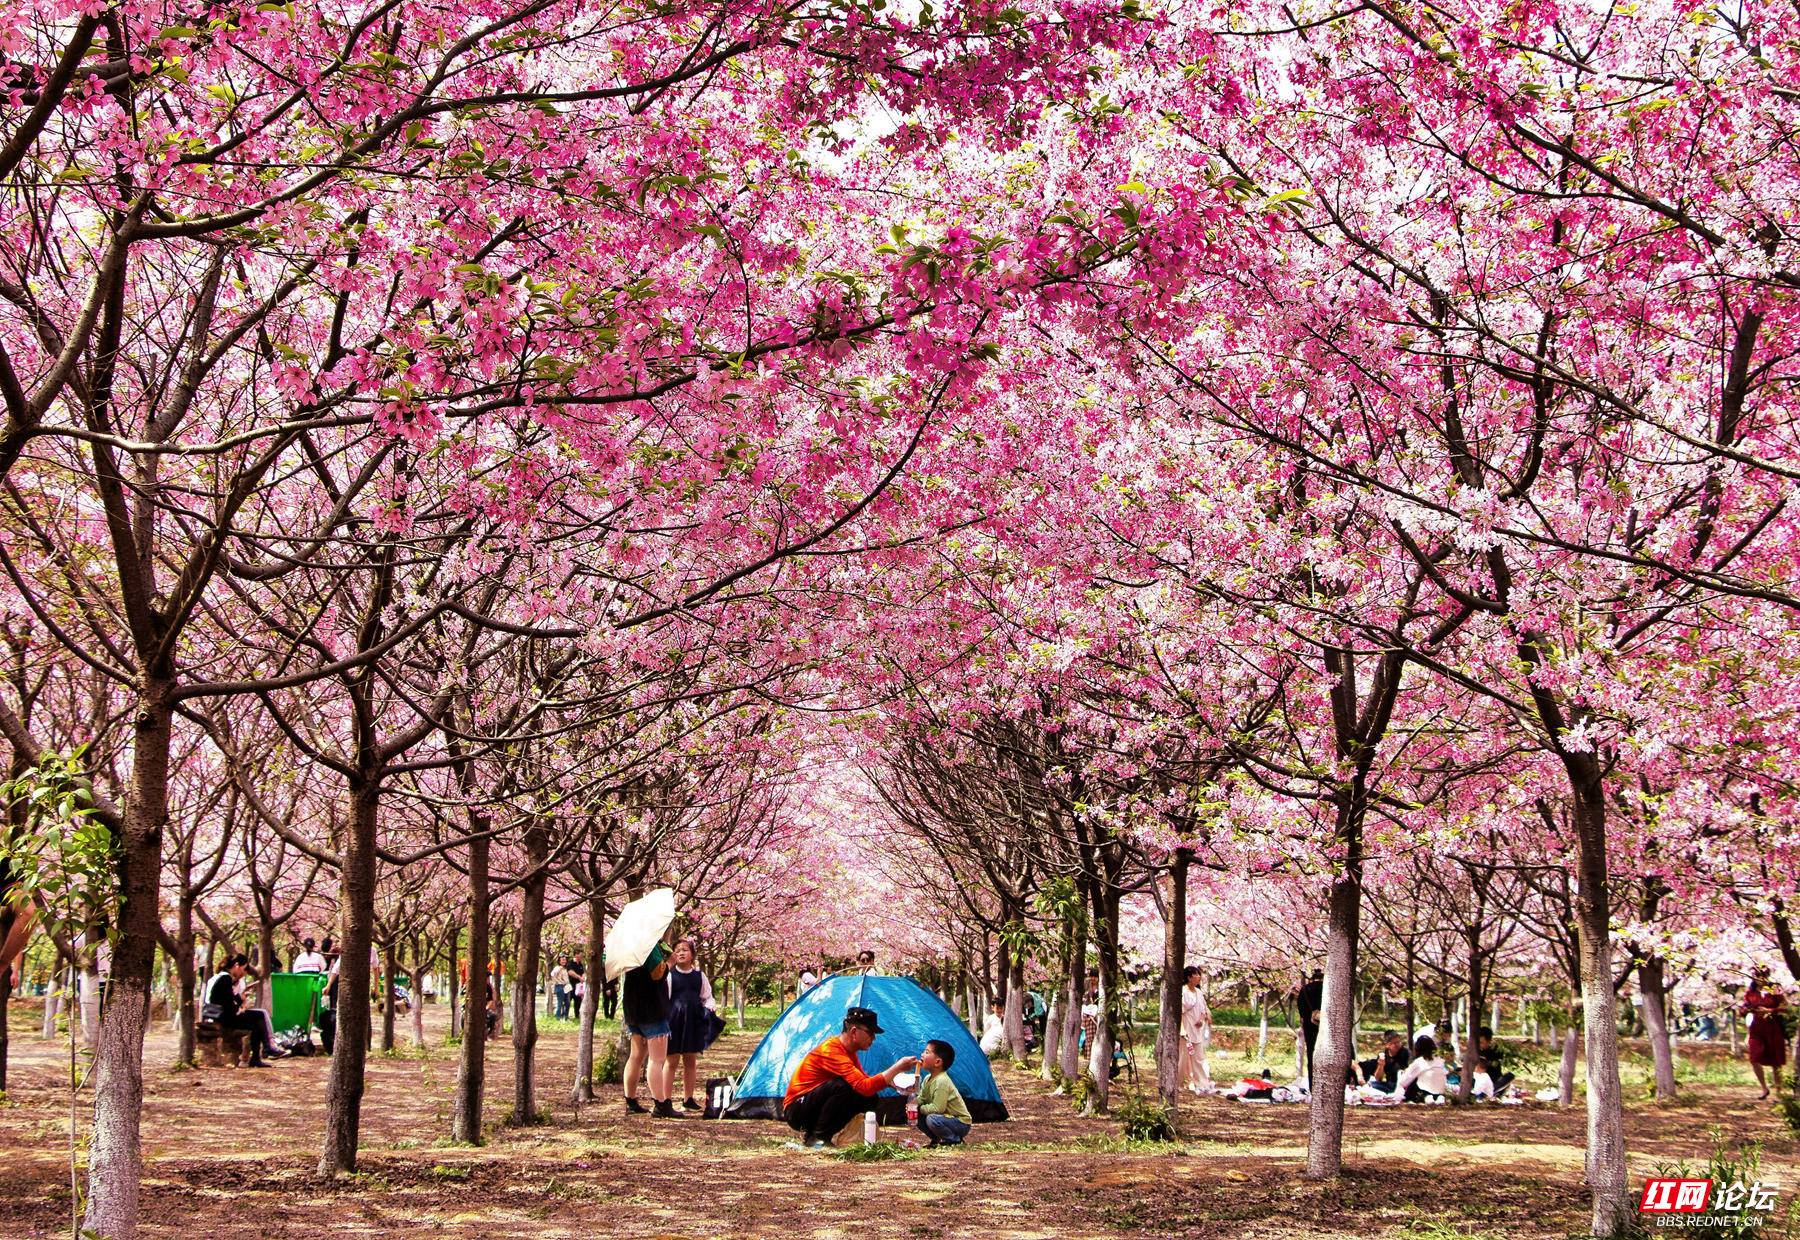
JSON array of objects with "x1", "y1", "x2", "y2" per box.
[{"x1": 196, "y1": 1020, "x2": 252, "y2": 1067}]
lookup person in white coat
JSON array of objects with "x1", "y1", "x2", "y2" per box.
[{"x1": 980, "y1": 999, "x2": 1006, "y2": 1056}]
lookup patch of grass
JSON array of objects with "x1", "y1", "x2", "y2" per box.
[
  {"x1": 1100, "y1": 1202, "x2": 1148, "y2": 1231},
  {"x1": 1068, "y1": 1072, "x2": 1096, "y2": 1114},
  {"x1": 1115, "y1": 1092, "x2": 1178, "y2": 1142},
  {"x1": 593, "y1": 1037, "x2": 624, "y2": 1086},
  {"x1": 426, "y1": 1163, "x2": 471, "y2": 1181},
  {"x1": 544, "y1": 1175, "x2": 606, "y2": 1201},
  {"x1": 1778, "y1": 1091, "x2": 1800, "y2": 1137},
  {"x1": 1071, "y1": 1133, "x2": 1193, "y2": 1156},
  {"x1": 834, "y1": 1141, "x2": 919, "y2": 1163},
  {"x1": 1395, "y1": 1217, "x2": 1511, "y2": 1240}
]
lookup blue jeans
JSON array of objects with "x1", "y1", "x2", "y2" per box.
[{"x1": 919, "y1": 1113, "x2": 970, "y2": 1146}]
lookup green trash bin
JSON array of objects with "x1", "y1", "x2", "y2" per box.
[{"x1": 269, "y1": 972, "x2": 328, "y2": 1040}]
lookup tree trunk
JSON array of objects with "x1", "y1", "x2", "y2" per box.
[
  {"x1": 173, "y1": 906, "x2": 197, "y2": 1067},
  {"x1": 0, "y1": 965, "x2": 11, "y2": 1093},
  {"x1": 1305, "y1": 860, "x2": 1359, "y2": 1178},
  {"x1": 1085, "y1": 986, "x2": 1112, "y2": 1115},
  {"x1": 1639, "y1": 956, "x2": 1678, "y2": 1102},
  {"x1": 570, "y1": 890, "x2": 603, "y2": 1104},
  {"x1": 1569, "y1": 782, "x2": 1630, "y2": 1236},
  {"x1": 447, "y1": 927, "x2": 462, "y2": 1041},
  {"x1": 1558, "y1": 1022, "x2": 1578, "y2": 1105},
  {"x1": 1041, "y1": 991, "x2": 1062, "y2": 1082},
  {"x1": 1058, "y1": 921, "x2": 1084, "y2": 1082},
  {"x1": 410, "y1": 966, "x2": 427, "y2": 1047},
  {"x1": 509, "y1": 825, "x2": 547, "y2": 1126},
  {"x1": 257, "y1": 920, "x2": 277, "y2": 1011},
  {"x1": 1086, "y1": 884, "x2": 1121, "y2": 1115},
  {"x1": 452, "y1": 828, "x2": 490, "y2": 1143},
  {"x1": 319, "y1": 778, "x2": 380, "y2": 1176},
  {"x1": 379, "y1": 949, "x2": 397, "y2": 1052},
  {"x1": 1404, "y1": 948, "x2": 1417, "y2": 1043},
  {"x1": 42, "y1": 961, "x2": 63, "y2": 1038},
  {"x1": 84, "y1": 692, "x2": 173, "y2": 1240},
  {"x1": 1459, "y1": 931, "x2": 1483, "y2": 1103},
  {"x1": 734, "y1": 975, "x2": 746, "y2": 1030},
  {"x1": 1003, "y1": 952, "x2": 1027, "y2": 1060},
  {"x1": 1156, "y1": 850, "x2": 1189, "y2": 1112},
  {"x1": 490, "y1": 921, "x2": 506, "y2": 1038}
]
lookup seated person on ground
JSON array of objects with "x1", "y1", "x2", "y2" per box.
[
  {"x1": 205, "y1": 954, "x2": 284, "y2": 1067},
  {"x1": 1475, "y1": 1026, "x2": 1514, "y2": 1095},
  {"x1": 916, "y1": 1038, "x2": 972, "y2": 1147},
  {"x1": 1470, "y1": 1059, "x2": 1498, "y2": 1098},
  {"x1": 783, "y1": 1006, "x2": 917, "y2": 1148},
  {"x1": 1394, "y1": 1035, "x2": 1448, "y2": 1102},
  {"x1": 1357, "y1": 1029, "x2": 1410, "y2": 1092}
]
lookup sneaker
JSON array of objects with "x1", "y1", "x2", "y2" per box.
[
  {"x1": 652, "y1": 1100, "x2": 681, "y2": 1119},
  {"x1": 246, "y1": 1061, "x2": 270, "y2": 1069},
  {"x1": 682, "y1": 1097, "x2": 701, "y2": 1111},
  {"x1": 624, "y1": 1098, "x2": 648, "y2": 1114},
  {"x1": 805, "y1": 1139, "x2": 829, "y2": 1149}
]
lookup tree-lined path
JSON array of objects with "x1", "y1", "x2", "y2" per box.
[
  {"x1": 4, "y1": 0, "x2": 1800, "y2": 1235},
  {"x1": 3, "y1": 1007, "x2": 1793, "y2": 1239}
]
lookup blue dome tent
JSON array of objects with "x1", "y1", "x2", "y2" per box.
[{"x1": 724, "y1": 974, "x2": 1008, "y2": 1123}]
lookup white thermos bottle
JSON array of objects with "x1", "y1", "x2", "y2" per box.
[{"x1": 862, "y1": 1111, "x2": 878, "y2": 1144}]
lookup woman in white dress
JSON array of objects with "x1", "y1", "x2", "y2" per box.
[{"x1": 1178, "y1": 966, "x2": 1214, "y2": 1094}]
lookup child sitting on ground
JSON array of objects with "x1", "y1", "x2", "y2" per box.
[{"x1": 916, "y1": 1039, "x2": 973, "y2": 1147}]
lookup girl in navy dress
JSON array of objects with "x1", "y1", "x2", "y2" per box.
[{"x1": 666, "y1": 939, "x2": 723, "y2": 1110}]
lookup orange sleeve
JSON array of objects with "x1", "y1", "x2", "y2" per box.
[{"x1": 784, "y1": 1039, "x2": 884, "y2": 1105}]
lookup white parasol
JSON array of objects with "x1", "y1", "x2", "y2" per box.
[{"x1": 603, "y1": 888, "x2": 677, "y2": 981}]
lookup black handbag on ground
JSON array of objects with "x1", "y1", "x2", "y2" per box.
[{"x1": 702, "y1": 1076, "x2": 734, "y2": 1119}]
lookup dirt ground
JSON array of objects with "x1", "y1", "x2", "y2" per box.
[{"x1": 2, "y1": 1003, "x2": 1794, "y2": 1240}]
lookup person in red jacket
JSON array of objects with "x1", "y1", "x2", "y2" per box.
[{"x1": 784, "y1": 1007, "x2": 917, "y2": 1147}]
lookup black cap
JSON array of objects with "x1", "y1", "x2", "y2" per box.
[{"x1": 845, "y1": 1006, "x2": 884, "y2": 1035}]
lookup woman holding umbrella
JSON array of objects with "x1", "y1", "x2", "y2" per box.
[
  {"x1": 666, "y1": 938, "x2": 724, "y2": 1110},
  {"x1": 611, "y1": 889, "x2": 681, "y2": 1118},
  {"x1": 621, "y1": 942, "x2": 676, "y2": 1116}
]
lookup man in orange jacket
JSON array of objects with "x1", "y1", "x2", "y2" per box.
[{"x1": 784, "y1": 1006, "x2": 917, "y2": 1147}]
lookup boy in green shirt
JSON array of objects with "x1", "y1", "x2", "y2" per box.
[{"x1": 915, "y1": 1038, "x2": 973, "y2": 1147}]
